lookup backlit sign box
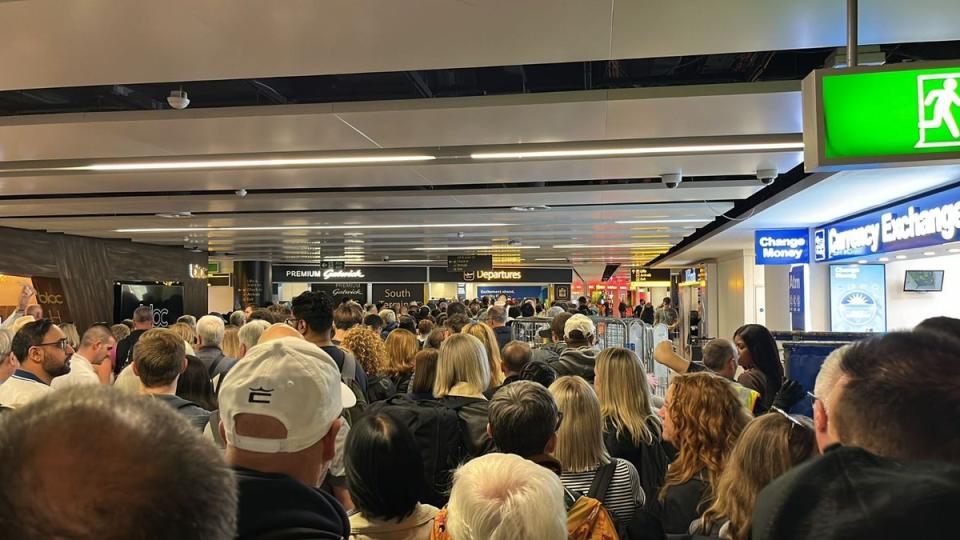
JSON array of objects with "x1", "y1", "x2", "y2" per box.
[
  {"x1": 755, "y1": 229, "x2": 810, "y2": 265},
  {"x1": 802, "y1": 61, "x2": 960, "y2": 171},
  {"x1": 813, "y1": 183, "x2": 960, "y2": 262}
]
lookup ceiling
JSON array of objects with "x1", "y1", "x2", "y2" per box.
[{"x1": 1, "y1": 1, "x2": 959, "y2": 281}]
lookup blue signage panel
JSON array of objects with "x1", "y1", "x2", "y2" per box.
[
  {"x1": 755, "y1": 229, "x2": 810, "y2": 265},
  {"x1": 829, "y1": 264, "x2": 887, "y2": 332},
  {"x1": 788, "y1": 265, "x2": 806, "y2": 331},
  {"x1": 477, "y1": 286, "x2": 546, "y2": 300},
  {"x1": 814, "y1": 183, "x2": 960, "y2": 262}
]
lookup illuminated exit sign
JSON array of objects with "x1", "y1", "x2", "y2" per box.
[{"x1": 802, "y1": 61, "x2": 960, "y2": 170}]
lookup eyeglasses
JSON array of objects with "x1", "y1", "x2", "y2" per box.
[
  {"x1": 770, "y1": 406, "x2": 805, "y2": 428},
  {"x1": 284, "y1": 318, "x2": 300, "y2": 328},
  {"x1": 35, "y1": 339, "x2": 71, "y2": 351}
]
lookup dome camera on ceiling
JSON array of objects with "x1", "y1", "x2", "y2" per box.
[
  {"x1": 167, "y1": 89, "x2": 190, "y2": 110},
  {"x1": 757, "y1": 168, "x2": 779, "y2": 186},
  {"x1": 661, "y1": 173, "x2": 682, "y2": 189}
]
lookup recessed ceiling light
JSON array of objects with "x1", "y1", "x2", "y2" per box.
[
  {"x1": 115, "y1": 223, "x2": 508, "y2": 233},
  {"x1": 535, "y1": 258, "x2": 568, "y2": 262},
  {"x1": 896, "y1": 255, "x2": 908, "y2": 259},
  {"x1": 470, "y1": 141, "x2": 804, "y2": 160},
  {"x1": 344, "y1": 239, "x2": 365, "y2": 244},
  {"x1": 510, "y1": 205, "x2": 551, "y2": 212},
  {"x1": 413, "y1": 245, "x2": 541, "y2": 251},
  {"x1": 923, "y1": 251, "x2": 937, "y2": 256},
  {"x1": 949, "y1": 248, "x2": 960, "y2": 254},
  {"x1": 858, "y1": 260, "x2": 868, "y2": 264},
  {"x1": 615, "y1": 219, "x2": 712, "y2": 224},
  {"x1": 878, "y1": 257, "x2": 890, "y2": 262},
  {"x1": 552, "y1": 243, "x2": 670, "y2": 249},
  {"x1": 155, "y1": 211, "x2": 193, "y2": 219},
  {"x1": 71, "y1": 154, "x2": 436, "y2": 172},
  {"x1": 379, "y1": 259, "x2": 438, "y2": 264}
]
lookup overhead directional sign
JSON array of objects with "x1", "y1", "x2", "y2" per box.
[
  {"x1": 447, "y1": 255, "x2": 493, "y2": 272},
  {"x1": 802, "y1": 61, "x2": 960, "y2": 170},
  {"x1": 755, "y1": 229, "x2": 810, "y2": 265}
]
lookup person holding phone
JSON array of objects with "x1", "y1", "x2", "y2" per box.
[{"x1": 1, "y1": 285, "x2": 43, "y2": 330}]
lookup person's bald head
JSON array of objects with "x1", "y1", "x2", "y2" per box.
[
  {"x1": 0, "y1": 386, "x2": 237, "y2": 539},
  {"x1": 258, "y1": 323, "x2": 304, "y2": 344}
]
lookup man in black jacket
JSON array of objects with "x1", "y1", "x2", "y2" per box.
[
  {"x1": 219, "y1": 324, "x2": 356, "y2": 539},
  {"x1": 113, "y1": 305, "x2": 153, "y2": 378}
]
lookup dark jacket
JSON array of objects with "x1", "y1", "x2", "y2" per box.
[
  {"x1": 603, "y1": 417, "x2": 669, "y2": 511},
  {"x1": 391, "y1": 372, "x2": 413, "y2": 395},
  {"x1": 234, "y1": 466, "x2": 349, "y2": 540},
  {"x1": 752, "y1": 445, "x2": 960, "y2": 540},
  {"x1": 380, "y1": 322, "x2": 399, "y2": 340},
  {"x1": 195, "y1": 345, "x2": 237, "y2": 384},
  {"x1": 438, "y1": 395, "x2": 495, "y2": 459},
  {"x1": 493, "y1": 325, "x2": 512, "y2": 352},
  {"x1": 658, "y1": 474, "x2": 709, "y2": 534},
  {"x1": 549, "y1": 345, "x2": 600, "y2": 382},
  {"x1": 151, "y1": 394, "x2": 211, "y2": 432},
  {"x1": 113, "y1": 328, "x2": 147, "y2": 377},
  {"x1": 320, "y1": 345, "x2": 368, "y2": 393},
  {"x1": 532, "y1": 341, "x2": 565, "y2": 363}
]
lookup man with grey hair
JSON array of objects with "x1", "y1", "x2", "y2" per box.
[
  {"x1": 237, "y1": 319, "x2": 271, "y2": 358},
  {"x1": 196, "y1": 314, "x2": 236, "y2": 382},
  {"x1": 0, "y1": 386, "x2": 237, "y2": 539},
  {"x1": 811, "y1": 344, "x2": 847, "y2": 453},
  {"x1": 113, "y1": 305, "x2": 154, "y2": 378},
  {"x1": 0, "y1": 329, "x2": 19, "y2": 388},
  {"x1": 176, "y1": 314, "x2": 197, "y2": 330},
  {"x1": 487, "y1": 380, "x2": 562, "y2": 474},
  {"x1": 484, "y1": 305, "x2": 512, "y2": 352},
  {"x1": 51, "y1": 324, "x2": 115, "y2": 389},
  {"x1": 229, "y1": 310, "x2": 245, "y2": 328},
  {"x1": 653, "y1": 338, "x2": 761, "y2": 412}
]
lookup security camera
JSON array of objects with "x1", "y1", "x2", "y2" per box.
[
  {"x1": 382, "y1": 255, "x2": 391, "y2": 262},
  {"x1": 757, "y1": 169, "x2": 778, "y2": 186},
  {"x1": 661, "y1": 173, "x2": 682, "y2": 189},
  {"x1": 167, "y1": 89, "x2": 190, "y2": 110},
  {"x1": 235, "y1": 189, "x2": 248, "y2": 198},
  {"x1": 457, "y1": 232, "x2": 465, "y2": 239}
]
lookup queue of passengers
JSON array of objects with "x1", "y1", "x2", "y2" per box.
[{"x1": 0, "y1": 289, "x2": 957, "y2": 540}]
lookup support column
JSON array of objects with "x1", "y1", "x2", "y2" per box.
[{"x1": 234, "y1": 261, "x2": 272, "y2": 309}]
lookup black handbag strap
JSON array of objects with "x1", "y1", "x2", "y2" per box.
[{"x1": 587, "y1": 460, "x2": 618, "y2": 503}]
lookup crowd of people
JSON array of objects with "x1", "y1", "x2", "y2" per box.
[{"x1": 0, "y1": 287, "x2": 958, "y2": 539}]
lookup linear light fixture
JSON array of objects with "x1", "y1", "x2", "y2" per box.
[
  {"x1": 413, "y1": 245, "x2": 541, "y2": 251},
  {"x1": 470, "y1": 142, "x2": 803, "y2": 160},
  {"x1": 552, "y1": 243, "x2": 670, "y2": 249},
  {"x1": 71, "y1": 154, "x2": 436, "y2": 172},
  {"x1": 535, "y1": 258, "x2": 569, "y2": 262},
  {"x1": 116, "y1": 223, "x2": 508, "y2": 233},
  {"x1": 615, "y1": 219, "x2": 712, "y2": 224}
]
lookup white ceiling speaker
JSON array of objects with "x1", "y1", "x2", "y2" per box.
[{"x1": 167, "y1": 89, "x2": 190, "y2": 110}]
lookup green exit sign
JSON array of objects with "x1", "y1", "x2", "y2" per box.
[{"x1": 802, "y1": 61, "x2": 960, "y2": 170}]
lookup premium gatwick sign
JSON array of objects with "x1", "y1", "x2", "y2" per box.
[
  {"x1": 274, "y1": 265, "x2": 427, "y2": 283},
  {"x1": 754, "y1": 229, "x2": 810, "y2": 265},
  {"x1": 803, "y1": 61, "x2": 960, "y2": 170},
  {"x1": 813, "y1": 183, "x2": 960, "y2": 262}
]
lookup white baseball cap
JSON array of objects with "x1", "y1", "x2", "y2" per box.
[
  {"x1": 218, "y1": 336, "x2": 356, "y2": 453},
  {"x1": 564, "y1": 314, "x2": 596, "y2": 339}
]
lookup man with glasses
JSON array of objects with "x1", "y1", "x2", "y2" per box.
[
  {"x1": 0, "y1": 319, "x2": 73, "y2": 408},
  {"x1": 51, "y1": 324, "x2": 115, "y2": 390}
]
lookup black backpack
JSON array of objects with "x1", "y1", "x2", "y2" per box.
[
  {"x1": 365, "y1": 395, "x2": 463, "y2": 507},
  {"x1": 365, "y1": 373, "x2": 398, "y2": 403}
]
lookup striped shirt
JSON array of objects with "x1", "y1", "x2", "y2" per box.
[{"x1": 561, "y1": 458, "x2": 644, "y2": 525}]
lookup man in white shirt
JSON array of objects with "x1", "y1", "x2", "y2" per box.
[
  {"x1": 51, "y1": 324, "x2": 115, "y2": 390},
  {"x1": 0, "y1": 319, "x2": 73, "y2": 408}
]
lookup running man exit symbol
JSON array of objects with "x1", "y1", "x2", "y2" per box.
[{"x1": 917, "y1": 74, "x2": 960, "y2": 148}]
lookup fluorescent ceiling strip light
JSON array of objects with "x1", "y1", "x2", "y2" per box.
[
  {"x1": 552, "y1": 243, "x2": 670, "y2": 249},
  {"x1": 470, "y1": 142, "x2": 803, "y2": 160},
  {"x1": 535, "y1": 258, "x2": 568, "y2": 261},
  {"x1": 615, "y1": 219, "x2": 712, "y2": 224},
  {"x1": 413, "y1": 245, "x2": 541, "y2": 251},
  {"x1": 116, "y1": 223, "x2": 507, "y2": 233},
  {"x1": 72, "y1": 155, "x2": 435, "y2": 172}
]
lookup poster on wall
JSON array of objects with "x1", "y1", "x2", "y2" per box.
[
  {"x1": 788, "y1": 266, "x2": 806, "y2": 331},
  {"x1": 114, "y1": 282, "x2": 184, "y2": 327},
  {"x1": 829, "y1": 265, "x2": 886, "y2": 332},
  {"x1": 311, "y1": 283, "x2": 368, "y2": 305},
  {"x1": 477, "y1": 286, "x2": 547, "y2": 300}
]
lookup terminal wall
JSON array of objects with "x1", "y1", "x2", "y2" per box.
[
  {"x1": 885, "y1": 254, "x2": 960, "y2": 331},
  {"x1": 0, "y1": 226, "x2": 207, "y2": 330}
]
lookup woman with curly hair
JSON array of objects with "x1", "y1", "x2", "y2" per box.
[
  {"x1": 692, "y1": 411, "x2": 816, "y2": 539},
  {"x1": 382, "y1": 328, "x2": 417, "y2": 394},
  {"x1": 461, "y1": 322, "x2": 505, "y2": 389},
  {"x1": 341, "y1": 325, "x2": 396, "y2": 402},
  {"x1": 657, "y1": 372, "x2": 751, "y2": 534}
]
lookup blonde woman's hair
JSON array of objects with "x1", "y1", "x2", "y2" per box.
[
  {"x1": 221, "y1": 326, "x2": 241, "y2": 358},
  {"x1": 433, "y1": 333, "x2": 490, "y2": 399},
  {"x1": 660, "y1": 372, "x2": 751, "y2": 503},
  {"x1": 341, "y1": 325, "x2": 387, "y2": 376},
  {"x1": 596, "y1": 347, "x2": 661, "y2": 446},
  {"x1": 382, "y1": 328, "x2": 417, "y2": 376},
  {"x1": 549, "y1": 375, "x2": 610, "y2": 473},
  {"x1": 697, "y1": 413, "x2": 816, "y2": 540},
  {"x1": 168, "y1": 323, "x2": 196, "y2": 346},
  {"x1": 447, "y1": 453, "x2": 567, "y2": 540},
  {"x1": 462, "y1": 322, "x2": 506, "y2": 387},
  {"x1": 60, "y1": 323, "x2": 80, "y2": 350}
]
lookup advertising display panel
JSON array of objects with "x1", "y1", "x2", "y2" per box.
[
  {"x1": 114, "y1": 281, "x2": 184, "y2": 327},
  {"x1": 829, "y1": 265, "x2": 886, "y2": 333}
]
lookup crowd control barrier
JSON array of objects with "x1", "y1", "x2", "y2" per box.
[
  {"x1": 508, "y1": 317, "x2": 553, "y2": 346},
  {"x1": 771, "y1": 331, "x2": 877, "y2": 417}
]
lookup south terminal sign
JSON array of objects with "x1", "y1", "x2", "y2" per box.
[
  {"x1": 813, "y1": 183, "x2": 960, "y2": 262},
  {"x1": 803, "y1": 61, "x2": 960, "y2": 171}
]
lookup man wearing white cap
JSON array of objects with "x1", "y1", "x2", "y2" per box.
[
  {"x1": 547, "y1": 313, "x2": 600, "y2": 383},
  {"x1": 218, "y1": 324, "x2": 356, "y2": 539}
]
